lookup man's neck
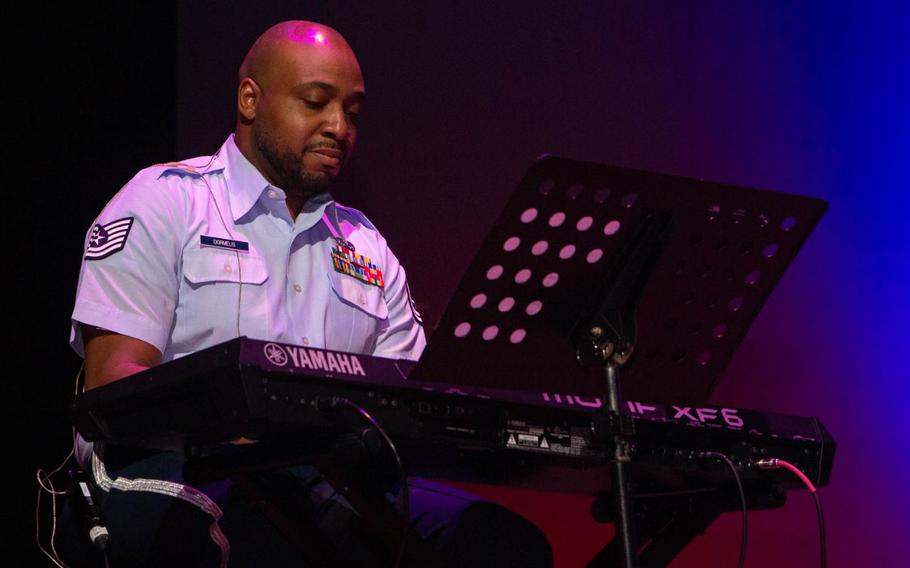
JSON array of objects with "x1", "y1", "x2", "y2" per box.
[
  {"x1": 235, "y1": 129, "x2": 307, "y2": 220},
  {"x1": 285, "y1": 193, "x2": 308, "y2": 220}
]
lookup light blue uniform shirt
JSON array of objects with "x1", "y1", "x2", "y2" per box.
[{"x1": 71, "y1": 134, "x2": 426, "y2": 363}]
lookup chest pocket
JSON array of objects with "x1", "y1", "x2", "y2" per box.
[
  {"x1": 183, "y1": 248, "x2": 269, "y2": 286},
  {"x1": 176, "y1": 247, "x2": 271, "y2": 348},
  {"x1": 327, "y1": 270, "x2": 388, "y2": 318},
  {"x1": 326, "y1": 270, "x2": 388, "y2": 353}
]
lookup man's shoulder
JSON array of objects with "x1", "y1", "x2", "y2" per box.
[
  {"x1": 120, "y1": 154, "x2": 225, "y2": 196},
  {"x1": 334, "y1": 202, "x2": 379, "y2": 232},
  {"x1": 135, "y1": 154, "x2": 225, "y2": 181},
  {"x1": 106, "y1": 154, "x2": 225, "y2": 215}
]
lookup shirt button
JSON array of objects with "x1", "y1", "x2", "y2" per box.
[
  {"x1": 268, "y1": 189, "x2": 278, "y2": 198},
  {"x1": 223, "y1": 264, "x2": 233, "y2": 273},
  {"x1": 301, "y1": 337, "x2": 310, "y2": 346},
  {"x1": 293, "y1": 284, "x2": 302, "y2": 294}
]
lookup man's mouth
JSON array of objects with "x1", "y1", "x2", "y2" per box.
[{"x1": 309, "y1": 146, "x2": 344, "y2": 161}]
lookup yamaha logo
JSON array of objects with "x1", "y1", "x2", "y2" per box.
[
  {"x1": 260, "y1": 342, "x2": 367, "y2": 376},
  {"x1": 263, "y1": 343, "x2": 288, "y2": 367}
]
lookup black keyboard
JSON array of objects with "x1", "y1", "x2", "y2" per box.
[{"x1": 71, "y1": 337, "x2": 835, "y2": 494}]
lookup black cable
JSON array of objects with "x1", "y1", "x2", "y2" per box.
[
  {"x1": 333, "y1": 397, "x2": 411, "y2": 568},
  {"x1": 704, "y1": 452, "x2": 747, "y2": 568},
  {"x1": 756, "y1": 458, "x2": 826, "y2": 568},
  {"x1": 812, "y1": 491, "x2": 826, "y2": 568}
]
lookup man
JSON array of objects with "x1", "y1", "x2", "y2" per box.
[{"x1": 66, "y1": 21, "x2": 552, "y2": 567}]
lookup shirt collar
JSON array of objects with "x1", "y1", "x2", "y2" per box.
[
  {"x1": 222, "y1": 134, "x2": 272, "y2": 222},
  {"x1": 221, "y1": 134, "x2": 335, "y2": 225}
]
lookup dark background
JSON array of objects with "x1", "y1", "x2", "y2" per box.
[{"x1": 9, "y1": 2, "x2": 909, "y2": 566}]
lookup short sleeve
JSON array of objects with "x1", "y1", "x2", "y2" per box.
[
  {"x1": 371, "y1": 236, "x2": 427, "y2": 361},
  {"x1": 70, "y1": 168, "x2": 187, "y2": 356}
]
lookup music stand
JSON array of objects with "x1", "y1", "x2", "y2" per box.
[
  {"x1": 409, "y1": 155, "x2": 827, "y2": 566},
  {"x1": 411, "y1": 156, "x2": 827, "y2": 404}
]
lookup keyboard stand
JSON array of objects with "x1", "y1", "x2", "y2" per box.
[{"x1": 586, "y1": 482, "x2": 786, "y2": 567}]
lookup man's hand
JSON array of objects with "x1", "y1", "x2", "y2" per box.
[{"x1": 82, "y1": 325, "x2": 162, "y2": 390}]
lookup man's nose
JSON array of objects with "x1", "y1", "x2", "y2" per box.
[{"x1": 323, "y1": 104, "x2": 351, "y2": 141}]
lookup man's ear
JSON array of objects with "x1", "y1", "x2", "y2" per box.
[{"x1": 237, "y1": 78, "x2": 260, "y2": 122}]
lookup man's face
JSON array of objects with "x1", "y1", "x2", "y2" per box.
[{"x1": 251, "y1": 41, "x2": 365, "y2": 196}]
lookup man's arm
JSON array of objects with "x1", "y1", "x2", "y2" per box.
[
  {"x1": 70, "y1": 166, "x2": 189, "y2": 370},
  {"x1": 372, "y1": 244, "x2": 426, "y2": 361},
  {"x1": 82, "y1": 325, "x2": 162, "y2": 390}
]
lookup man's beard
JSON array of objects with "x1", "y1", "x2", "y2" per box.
[{"x1": 254, "y1": 128, "x2": 332, "y2": 199}]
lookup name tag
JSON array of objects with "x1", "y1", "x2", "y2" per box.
[{"x1": 200, "y1": 235, "x2": 249, "y2": 252}]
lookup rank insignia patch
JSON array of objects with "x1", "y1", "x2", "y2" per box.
[
  {"x1": 85, "y1": 217, "x2": 134, "y2": 261},
  {"x1": 331, "y1": 243, "x2": 385, "y2": 288}
]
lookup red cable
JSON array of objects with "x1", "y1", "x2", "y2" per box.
[
  {"x1": 757, "y1": 458, "x2": 817, "y2": 492},
  {"x1": 756, "y1": 458, "x2": 825, "y2": 568}
]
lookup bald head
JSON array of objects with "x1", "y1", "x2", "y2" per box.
[
  {"x1": 234, "y1": 21, "x2": 365, "y2": 218},
  {"x1": 239, "y1": 21, "x2": 359, "y2": 89}
]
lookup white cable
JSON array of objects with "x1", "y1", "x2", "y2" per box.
[{"x1": 35, "y1": 362, "x2": 84, "y2": 567}]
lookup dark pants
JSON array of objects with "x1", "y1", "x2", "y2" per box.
[{"x1": 59, "y1": 446, "x2": 552, "y2": 567}]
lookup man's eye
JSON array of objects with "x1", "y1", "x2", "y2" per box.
[{"x1": 304, "y1": 100, "x2": 327, "y2": 109}]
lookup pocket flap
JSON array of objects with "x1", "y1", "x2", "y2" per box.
[
  {"x1": 183, "y1": 248, "x2": 269, "y2": 285},
  {"x1": 328, "y1": 270, "x2": 389, "y2": 320}
]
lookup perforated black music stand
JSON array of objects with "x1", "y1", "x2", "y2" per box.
[
  {"x1": 409, "y1": 155, "x2": 827, "y2": 567},
  {"x1": 410, "y1": 156, "x2": 827, "y2": 405}
]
